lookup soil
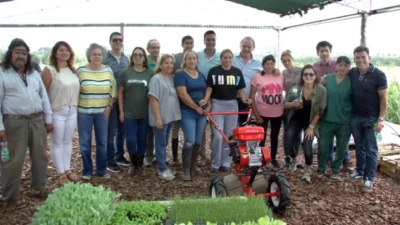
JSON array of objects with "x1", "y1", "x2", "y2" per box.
[{"x1": 1, "y1": 124, "x2": 400, "y2": 225}]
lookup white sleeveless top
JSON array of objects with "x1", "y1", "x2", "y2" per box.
[{"x1": 47, "y1": 65, "x2": 80, "y2": 111}]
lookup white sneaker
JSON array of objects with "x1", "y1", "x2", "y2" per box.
[
  {"x1": 302, "y1": 169, "x2": 311, "y2": 183},
  {"x1": 158, "y1": 169, "x2": 175, "y2": 181},
  {"x1": 289, "y1": 159, "x2": 298, "y2": 172}
]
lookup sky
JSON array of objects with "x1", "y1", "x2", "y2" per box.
[{"x1": 0, "y1": 0, "x2": 399, "y2": 61}]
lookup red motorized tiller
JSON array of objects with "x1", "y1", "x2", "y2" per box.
[{"x1": 202, "y1": 105, "x2": 291, "y2": 213}]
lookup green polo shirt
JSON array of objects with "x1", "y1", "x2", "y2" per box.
[
  {"x1": 322, "y1": 73, "x2": 352, "y2": 124},
  {"x1": 148, "y1": 55, "x2": 157, "y2": 72}
]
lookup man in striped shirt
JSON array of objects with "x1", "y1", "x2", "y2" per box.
[{"x1": 103, "y1": 32, "x2": 130, "y2": 173}]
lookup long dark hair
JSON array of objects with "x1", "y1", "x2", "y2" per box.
[
  {"x1": 299, "y1": 64, "x2": 319, "y2": 86},
  {"x1": 0, "y1": 47, "x2": 33, "y2": 74},
  {"x1": 130, "y1": 47, "x2": 149, "y2": 70},
  {"x1": 49, "y1": 41, "x2": 76, "y2": 73}
]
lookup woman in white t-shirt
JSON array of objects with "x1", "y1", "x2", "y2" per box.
[{"x1": 41, "y1": 41, "x2": 80, "y2": 186}]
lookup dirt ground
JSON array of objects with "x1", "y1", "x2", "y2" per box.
[{"x1": 0, "y1": 125, "x2": 400, "y2": 225}]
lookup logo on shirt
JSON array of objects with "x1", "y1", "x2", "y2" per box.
[
  {"x1": 127, "y1": 79, "x2": 148, "y2": 86},
  {"x1": 212, "y1": 75, "x2": 241, "y2": 86},
  {"x1": 261, "y1": 83, "x2": 282, "y2": 105}
]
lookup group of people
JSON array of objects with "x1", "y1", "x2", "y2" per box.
[{"x1": 0, "y1": 30, "x2": 387, "y2": 208}]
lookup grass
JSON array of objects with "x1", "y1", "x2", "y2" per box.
[
  {"x1": 387, "y1": 80, "x2": 400, "y2": 125},
  {"x1": 170, "y1": 196, "x2": 272, "y2": 224}
]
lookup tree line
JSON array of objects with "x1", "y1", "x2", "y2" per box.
[{"x1": 1, "y1": 48, "x2": 400, "y2": 67}]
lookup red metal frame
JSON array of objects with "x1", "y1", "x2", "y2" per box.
[{"x1": 203, "y1": 108, "x2": 280, "y2": 198}]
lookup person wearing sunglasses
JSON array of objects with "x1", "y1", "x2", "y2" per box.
[
  {"x1": 103, "y1": 32, "x2": 130, "y2": 173},
  {"x1": 284, "y1": 64, "x2": 326, "y2": 183},
  {"x1": 118, "y1": 47, "x2": 153, "y2": 177}
]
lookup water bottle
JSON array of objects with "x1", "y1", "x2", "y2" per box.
[
  {"x1": 290, "y1": 88, "x2": 299, "y2": 101},
  {"x1": 1, "y1": 142, "x2": 10, "y2": 163},
  {"x1": 374, "y1": 123, "x2": 383, "y2": 142}
]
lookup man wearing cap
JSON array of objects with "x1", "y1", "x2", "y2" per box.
[{"x1": 0, "y1": 38, "x2": 53, "y2": 209}]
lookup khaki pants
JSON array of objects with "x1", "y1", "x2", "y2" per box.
[{"x1": 0, "y1": 115, "x2": 47, "y2": 201}]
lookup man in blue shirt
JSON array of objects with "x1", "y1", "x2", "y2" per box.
[
  {"x1": 103, "y1": 32, "x2": 130, "y2": 173},
  {"x1": 347, "y1": 46, "x2": 388, "y2": 193}
]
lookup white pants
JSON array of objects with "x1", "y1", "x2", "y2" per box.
[{"x1": 50, "y1": 106, "x2": 77, "y2": 174}]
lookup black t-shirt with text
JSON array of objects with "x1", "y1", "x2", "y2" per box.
[{"x1": 206, "y1": 65, "x2": 246, "y2": 100}]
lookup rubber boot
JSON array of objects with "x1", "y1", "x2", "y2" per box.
[
  {"x1": 181, "y1": 150, "x2": 192, "y2": 181},
  {"x1": 129, "y1": 154, "x2": 138, "y2": 176},
  {"x1": 191, "y1": 145, "x2": 201, "y2": 174},
  {"x1": 136, "y1": 155, "x2": 146, "y2": 177},
  {"x1": 172, "y1": 138, "x2": 179, "y2": 164}
]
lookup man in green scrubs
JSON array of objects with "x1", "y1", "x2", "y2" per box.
[{"x1": 317, "y1": 56, "x2": 352, "y2": 179}]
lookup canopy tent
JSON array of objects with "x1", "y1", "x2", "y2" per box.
[{"x1": 225, "y1": 0, "x2": 342, "y2": 17}]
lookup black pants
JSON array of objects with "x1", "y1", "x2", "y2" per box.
[
  {"x1": 284, "y1": 120, "x2": 314, "y2": 166},
  {"x1": 258, "y1": 116, "x2": 283, "y2": 161},
  {"x1": 283, "y1": 113, "x2": 302, "y2": 164},
  {"x1": 237, "y1": 98, "x2": 249, "y2": 125}
]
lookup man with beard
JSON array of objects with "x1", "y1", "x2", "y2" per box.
[{"x1": 0, "y1": 38, "x2": 53, "y2": 210}]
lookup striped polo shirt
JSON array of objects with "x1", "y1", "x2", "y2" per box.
[{"x1": 77, "y1": 66, "x2": 117, "y2": 114}]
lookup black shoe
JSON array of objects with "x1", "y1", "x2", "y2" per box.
[
  {"x1": 107, "y1": 163, "x2": 121, "y2": 173},
  {"x1": 116, "y1": 156, "x2": 130, "y2": 166},
  {"x1": 271, "y1": 160, "x2": 282, "y2": 169}
]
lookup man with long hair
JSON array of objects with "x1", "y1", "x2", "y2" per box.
[{"x1": 0, "y1": 38, "x2": 53, "y2": 210}]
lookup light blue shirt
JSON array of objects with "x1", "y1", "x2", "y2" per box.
[
  {"x1": 232, "y1": 54, "x2": 262, "y2": 97},
  {"x1": 197, "y1": 49, "x2": 220, "y2": 79},
  {"x1": 0, "y1": 68, "x2": 53, "y2": 130}
]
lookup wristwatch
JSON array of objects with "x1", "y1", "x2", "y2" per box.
[{"x1": 378, "y1": 117, "x2": 385, "y2": 121}]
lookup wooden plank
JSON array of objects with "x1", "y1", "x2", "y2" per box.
[{"x1": 381, "y1": 154, "x2": 400, "y2": 161}]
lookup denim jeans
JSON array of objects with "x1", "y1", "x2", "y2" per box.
[
  {"x1": 284, "y1": 120, "x2": 314, "y2": 166},
  {"x1": 351, "y1": 114, "x2": 379, "y2": 181},
  {"x1": 153, "y1": 122, "x2": 174, "y2": 172},
  {"x1": 78, "y1": 112, "x2": 108, "y2": 176},
  {"x1": 125, "y1": 118, "x2": 149, "y2": 156},
  {"x1": 328, "y1": 141, "x2": 350, "y2": 163},
  {"x1": 180, "y1": 109, "x2": 207, "y2": 151},
  {"x1": 107, "y1": 103, "x2": 126, "y2": 165}
]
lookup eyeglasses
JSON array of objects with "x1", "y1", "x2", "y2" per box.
[
  {"x1": 133, "y1": 53, "x2": 144, "y2": 58},
  {"x1": 112, "y1": 38, "x2": 123, "y2": 43},
  {"x1": 303, "y1": 72, "x2": 315, "y2": 77}
]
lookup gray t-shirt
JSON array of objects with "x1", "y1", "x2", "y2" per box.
[
  {"x1": 148, "y1": 74, "x2": 181, "y2": 127},
  {"x1": 282, "y1": 66, "x2": 302, "y2": 91},
  {"x1": 118, "y1": 67, "x2": 153, "y2": 119},
  {"x1": 173, "y1": 52, "x2": 184, "y2": 73}
]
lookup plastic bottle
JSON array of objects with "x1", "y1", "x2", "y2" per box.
[
  {"x1": 1, "y1": 141, "x2": 10, "y2": 163},
  {"x1": 374, "y1": 123, "x2": 383, "y2": 142}
]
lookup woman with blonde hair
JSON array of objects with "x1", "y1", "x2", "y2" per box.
[
  {"x1": 281, "y1": 50, "x2": 303, "y2": 169},
  {"x1": 199, "y1": 49, "x2": 251, "y2": 173},
  {"x1": 175, "y1": 50, "x2": 208, "y2": 180},
  {"x1": 41, "y1": 41, "x2": 80, "y2": 185},
  {"x1": 148, "y1": 54, "x2": 181, "y2": 181}
]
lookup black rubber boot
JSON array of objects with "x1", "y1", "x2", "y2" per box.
[
  {"x1": 181, "y1": 150, "x2": 192, "y2": 181},
  {"x1": 129, "y1": 154, "x2": 138, "y2": 176},
  {"x1": 172, "y1": 138, "x2": 179, "y2": 163},
  {"x1": 136, "y1": 155, "x2": 146, "y2": 177},
  {"x1": 191, "y1": 145, "x2": 201, "y2": 174}
]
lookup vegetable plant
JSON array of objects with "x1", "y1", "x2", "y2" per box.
[
  {"x1": 174, "y1": 216, "x2": 286, "y2": 225},
  {"x1": 111, "y1": 200, "x2": 168, "y2": 225}
]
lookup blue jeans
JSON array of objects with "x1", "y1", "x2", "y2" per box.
[
  {"x1": 107, "y1": 103, "x2": 126, "y2": 165},
  {"x1": 351, "y1": 114, "x2": 378, "y2": 181},
  {"x1": 78, "y1": 112, "x2": 108, "y2": 176},
  {"x1": 328, "y1": 141, "x2": 350, "y2": 163},
  {"x1": 125, "y1": 118, "x2": 149, "y2": 156},
  {"x1": 180, "y1": 109, "x2": 207, "y2": 151},
  {"x1": 153, "y1": 122, "x2": 174, "y2": 172}
]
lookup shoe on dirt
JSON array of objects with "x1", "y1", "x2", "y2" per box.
[
  {"x1": 271, "y1": 160, "x2": 282, "y2": 169},
  {"x1": 348, "y1": 171, "x2": 363, "y2": 181},
  {"x1": 316, "y1": 170, "x2": 325, "y2": 178},
  {"x1": 289, "y1": 159, "x2": 298, "y2": 172},
  {"x1": 361, "y1": 179, "x2": 373, "y2": 193},
  {"x1": 158, "y1": 169, "x2": 175, "y2": 181},
  {"x1": 330, "y1": 172, "x2": 342, "y2": 181},
  {"x1": 107, "y1": 163, "x2": 121, "y2": 173},
  {"x1": 144, "y1": 158, "x2": 153, "y2": 167},
  {"x1": 302, "y1": 169, "x2": 311, "y2": 183},
  {"x1": 116, "y1": 156, "x2": 130, "y2": 166}
]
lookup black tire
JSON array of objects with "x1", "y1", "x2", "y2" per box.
[
  {"x1": 267, "y1": 173, "x2": 291, "y2": 214},
  {"x1": 209, "y1": 176, "x2": 227, "y2": 198}
]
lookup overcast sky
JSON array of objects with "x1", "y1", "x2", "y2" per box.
[{"x1": 0, "y1": 0, "x2": 398, "y2": 59}]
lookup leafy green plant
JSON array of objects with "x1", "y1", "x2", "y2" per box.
[
  {"x1": 32, "y1": 182, "x2": 121, "y2": 225},
  {"x1": 170, "y1": 196, "x2": 271, "y2": 224},
  {"x1": 387, "y1": 80, "x2": 400, "y2": 125},
  {"x1": 174, "y1": 216, "x2": 286, "y2": 225},
  {"x1": 111, "y1": 200, "x2": 168, "y2": 225}
]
